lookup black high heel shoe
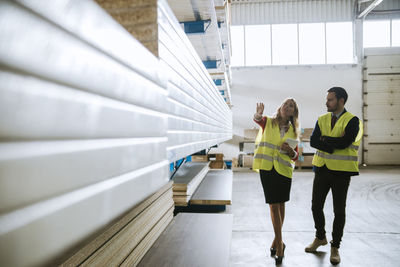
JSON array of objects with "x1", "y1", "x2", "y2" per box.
[
  {"x1": 270, "y1": 247, "x2": 277, "y2": 257},
  {"x1": 274, "y1": 243, "x2": 286, "y2": 264}
]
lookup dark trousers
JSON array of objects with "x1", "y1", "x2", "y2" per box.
[{"x1": 311, "y1": 167, "x2": 351, "y2": 248}]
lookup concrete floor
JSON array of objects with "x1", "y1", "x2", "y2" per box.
[{"x1": 229, "y1": 166, "x2": 400, "y2": 267}]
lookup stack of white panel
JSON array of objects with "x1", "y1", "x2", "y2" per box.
[
  {"x1": 0, "y1": 0, "x2": 233, "y2": 265},
  {"x1": 0, "y1": 1, "x2": 169, "y2": 266},
  {"x1": 171, "y1": 162, "x2": 210, "y2": 206},
  {"x1": 157, "y1": 0, "x2": 232, "y2": 163}
]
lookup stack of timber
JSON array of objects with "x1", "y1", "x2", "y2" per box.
[
  {"x1": 172, "y1": 162, "x2": 210, "y2": 206},
  {"x1": 190, "y1": 169, "x2": 233, "y2": 206},
  {"x1": 61, "y1": 182, "x2": 174, "y2": 266},
  {"x1": 95, "y1": 0, "x2": 159, "y2": 56},
  {"x1": 138, "y1": 213, "x2": 233, "y2": 267},
  {"x1": 191, "y1": 154, "x2": 209, "y2": 162},
  {"x1": 209, "y1": 153, "x2": 225, "y2": 169}
]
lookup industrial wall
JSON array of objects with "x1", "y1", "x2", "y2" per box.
[
  {"x1": 363, "y1": 48, "x2": 400, "y2": 165},
  {"x1": 214, "y1": 64, "x2": 363, "y2": 160}
]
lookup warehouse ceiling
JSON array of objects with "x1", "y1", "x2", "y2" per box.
[
  {"x1": 231, "y1": 0, "x2": 319, "y2": 2},
  {"x1": 230, "y1": 0, "x2": 400, "y2": 24}
]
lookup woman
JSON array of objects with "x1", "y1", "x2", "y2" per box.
[{"x1": 253, "y1": 99, "x2": 299, "y2": 264}]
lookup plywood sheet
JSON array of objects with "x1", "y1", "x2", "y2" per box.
[
  {"x1": 138, "y1": 213, "x2": 233, "y2": 267},
  {"x1": 190, "y1": 169, "x2": 232, "y2": 205},
  {"x1": 62, "y1": 181, "x2": 172, "y2": 266},
  {"x1": 121, "y1": 207, "x2": 174, "y2": 266},
  {"x1": 172, "y1": 162, "x2": 209, "y2": 191},
  {"x1": 81, "y1": 188, "x2": 173, "y2": 266}
]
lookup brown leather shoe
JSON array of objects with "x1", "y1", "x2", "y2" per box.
[
  {"x1": 305, "y1": 237, "x2": 328, "y2": 252},
  {"x1": 330, "y1": 247, "x2": 340, "y2": 265}
]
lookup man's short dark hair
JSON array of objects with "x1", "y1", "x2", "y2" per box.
[{"x1": 328, "y1": 87, "x2": 348, "y2": 104}]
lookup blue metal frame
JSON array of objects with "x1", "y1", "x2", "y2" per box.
[
  {"x1": 203, "y1": 60, "x2": 218, "y2": 69},
  {"x1": 182, "y1": 20, "x2": 211, "y2": 34},
  {"x1": 213, "y1": 79, "x2": 222, "y2": 86}
]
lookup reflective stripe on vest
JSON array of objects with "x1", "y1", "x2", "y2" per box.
[
  {"x1": 315, "y1": 150, "x2": 358, "y2": 162},
  {"x1": 258, "y1": 141, "x2": 289, "y2": 155},
  {"x1": 254, "y1": 153, "x2": 294, "y2": 168},
  {"x1": 258, "y1": 142, "x2": 279, "y2": 150}
]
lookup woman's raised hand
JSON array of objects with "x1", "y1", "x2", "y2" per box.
[{"x1": 256, "y1": 102, "x2": 264, "y2": 116}]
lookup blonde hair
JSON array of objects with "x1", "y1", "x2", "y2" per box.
[{"x1": 271, "y1": 98, "x2": 299, "y2": 138}]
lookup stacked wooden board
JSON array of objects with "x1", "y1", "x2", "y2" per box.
[
  {"x1": 296, "y1": 128, "x2": 316, "y2": 169},
  {"x1": 95, "y1": 0, "x2": 159, "y2": 57},
  {"x1": 172, "y1": 162, "x2": 210, "y2": 206},
  {"x1": 191, "y1": 154, "x2": 209, "y2": 162},
  {"x1": 190, "y1": 169, "x2": 233, "y2": 206},
  {"x1": 138, "y1": 213, "x2": 233, "y2": 267},
  {"x1": 209, "y1": 153, "x2": 225, "y2": 169},
  {"x1": 61, "y1": 182, "x2": 174, "y2": 266}
]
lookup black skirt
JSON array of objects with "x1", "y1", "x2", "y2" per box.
[{"x1": 259, "y1": 167, "x2": 292, "y2": 204}]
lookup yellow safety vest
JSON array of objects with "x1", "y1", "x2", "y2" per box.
[
  {"x1": 253, "y1": 117, "x2": 297, "y2": 178},
  {"x1": 312, "y1": 112, "x2": 363, "y2": 172}
]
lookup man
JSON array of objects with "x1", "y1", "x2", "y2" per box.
[{"x1": 305, "y1": 87, "x2": 363, "y2": 265}]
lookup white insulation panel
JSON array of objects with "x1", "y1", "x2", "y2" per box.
[
  {"x1": 0, "y1": 138, "x2": 167, "y2": 213},
  {"x1": 0, "y1": 0, "x2": 169, "y2": 266},
  {"x1": 158, "y1": 0, "x2": 232, "y2": 162},
  {"x1": 0, "y1": 70, "x2": 167, "y2": 139}
]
